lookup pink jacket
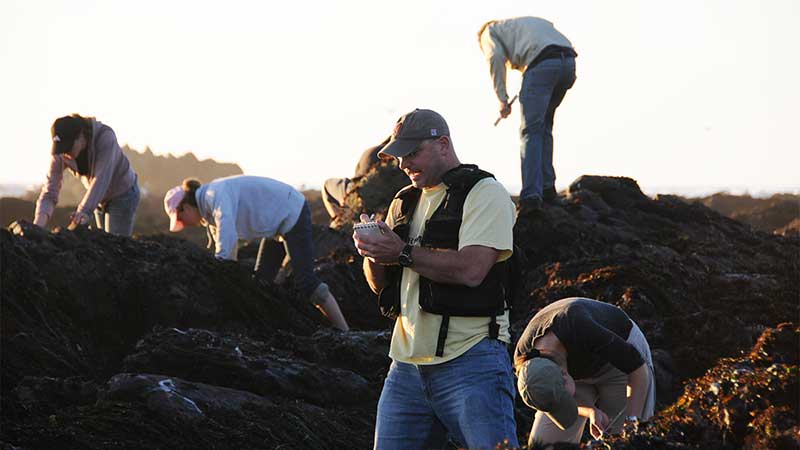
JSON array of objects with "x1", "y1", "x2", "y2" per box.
[{"x1": 34, "y1": 119, "x2": 137, "y2": 226}]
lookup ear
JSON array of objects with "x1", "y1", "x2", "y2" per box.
[{"x1": 436, "y1": 136, "x2": 450, "y2": 154}]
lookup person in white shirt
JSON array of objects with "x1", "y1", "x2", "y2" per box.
[{"x1": 164, "y1": 175, "x2": 349, "y2": 331}]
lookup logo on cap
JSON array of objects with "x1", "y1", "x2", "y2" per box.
[
  {"x1": 431, "y1": 129, "x2": 438, "y2": 136},
  {"x1": 53, "y1": 135, "x2": 61, "y2": 142}
]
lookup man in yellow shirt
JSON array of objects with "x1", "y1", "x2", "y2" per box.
[{"x1": 353, "y1": 109, "x2": 518, "y2": 449}]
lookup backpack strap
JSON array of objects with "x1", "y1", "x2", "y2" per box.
[{"x1": 435, "y1": 315, "x2": 450, "y2": 357}]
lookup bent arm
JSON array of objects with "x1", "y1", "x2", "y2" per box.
[
  {"x1": 480, "y1": 29, "x2": 510, "y2": 103},
  {"x1": 363, "y1": 258, "x2": 386, "y2": 294},
  {"x1": 34, "y1": 156, "x2": 66, "y2": 227},
  {"x1": 76, "y1": 130, "x2": 121, "y2": 217},
  {"x1": 410, "y1": 244, "x2": 499, "y2": 287},
  {"x1": 355, "y1": 221, "x2": 499, "y2": 288}
]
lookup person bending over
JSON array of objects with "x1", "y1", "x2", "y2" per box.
[
  {"x1": 515, "y1": 297, "x2": 655, "y2": 446},
  {"x1": 164, "y1": 175, "x2": 349, "y2": 331},
  {"x1": 35, "y1": 114, "x2": 140, "y2": 235}
]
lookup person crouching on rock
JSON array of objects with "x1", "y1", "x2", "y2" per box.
[
  {"x1": 34, "y1": 114, "x2": 141, "y2": 235},
  {"x1": 163, "y1": 175, "x2": 350, "y2": 331},
  {"x1": 514, "y1": 297, "x2": 655, "y2": 446}
]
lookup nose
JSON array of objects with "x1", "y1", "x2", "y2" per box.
[{"x1": 399, "y1": 156, "x2": 410, "y2": 170}]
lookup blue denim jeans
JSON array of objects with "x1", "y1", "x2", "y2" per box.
[
  {"x1": 93, "y1": 181, "x2": 140, "y2": 236},
  {"x1": 254, "y1": 201, "x2": 322, "y2": 298},
  {"x1": 374, "y1": 338, "x2": 519, "y2": 450},
  {"x1": 518, "y1": 55, "x2": 576, "y2": 200}
]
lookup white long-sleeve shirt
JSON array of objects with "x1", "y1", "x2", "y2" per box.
[
  {"x1": 479, "y1": 17, "x2": 574, "y2": 103},
  {"x1": 196, "y1": 175, "x2": 306, "y2": 260}
]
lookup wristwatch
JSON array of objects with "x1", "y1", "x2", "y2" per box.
[{"x1": 398, "y1": 243, "x2": 414, "y2": 267}]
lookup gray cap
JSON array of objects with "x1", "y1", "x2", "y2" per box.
[
  {"x1": 517, "y1": 357, "x2": 579, "y2": 431},
  {"x1": 379, "y1": 109, "x2": 450, "y2": 158}
]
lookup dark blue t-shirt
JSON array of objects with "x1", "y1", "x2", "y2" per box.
[{"x1": 514, "y1": 297, "x2": 644, "y2": 379}]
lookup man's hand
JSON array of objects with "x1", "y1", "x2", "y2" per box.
[
  {"x1": 499, "y1": 100, "x2": 512, "y2": 119},
  {"x1": 587, "y1": 407, "x2": 610, "y2": 439},
  {"x1": 67, "y1": 211, "x2": 91, "y2": 231},
  {"x1": 69, "y1": 211, "x2": 91, "y2": 225},
  {"x1": 9, "y1": 219, "x2": 44, "y2": 238},
  {"x1": 352, "y1": 220, "x2": 404, "y2": 265}
]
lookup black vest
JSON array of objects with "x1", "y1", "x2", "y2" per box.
[{"x1": 378, "y1": 164, "x2": 511, "y2": 357}]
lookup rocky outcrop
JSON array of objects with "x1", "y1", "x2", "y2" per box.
[
  {"x1": 513, "y1": 176, "x2": 797, "y2": 391},
  {"x1": 691, "y1": 192, "x2": 799, "y2": 235},
  {"x1": 2, "y1": 174, "x2": 797, "y2": 449}
]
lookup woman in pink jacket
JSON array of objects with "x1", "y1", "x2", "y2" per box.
[{"x1": 34, "y1": 114, "x2": 140, "y2": 235}]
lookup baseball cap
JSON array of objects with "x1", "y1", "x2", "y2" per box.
[
  {"x1": 379, "y1": 109, "x2": 450, "y2": 158},
  {"x1": 164, "y1": 186, "x2": 186, "y2": 232},
  {"x1": 517, "y1": 357, "x2": 579, "y2": 430},
  {"x1": 51, "y1": 115, "x2": 84, "y2": 155}
]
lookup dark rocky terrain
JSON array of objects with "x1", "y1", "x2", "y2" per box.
[{"x1": 2, "y1": 171, "x2": 798, "y2": 449}]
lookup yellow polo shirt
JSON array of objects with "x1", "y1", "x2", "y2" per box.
[{"x1": 386, "y1": 177, "x2": 516, "y2": 365}]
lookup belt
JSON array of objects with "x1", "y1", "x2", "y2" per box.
[{"x1": 528, "y1": 45, "x2": 577, "y2": 69}]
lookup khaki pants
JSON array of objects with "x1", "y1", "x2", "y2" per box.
[{"x1": 528, "y1": 321, "x2": 655, "y2": 445}]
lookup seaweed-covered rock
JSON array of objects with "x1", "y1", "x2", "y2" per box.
[
  {"x1": 514, "y1": 177, "x2": 798, "y2": 400},
  {"x1": 607, "y1": 323, "x2": 799, "y2": 450},
  {"x1": 2, "y1": 174, "x2": 797, "y2": 449}
]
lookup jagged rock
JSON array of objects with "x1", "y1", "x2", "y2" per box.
[
  {"x1": 122, "y1": 327, "x2": 375, "y2": 406},
  {"x1": 604, "y1": 324, "x2": 799, "y2": 450},
  {"x1": 515, "y1": 177, "x2": 798, "y2": 397},
  {"x1": 691, "y1": 192, "x2": 800, "y2": 234},
  {"x1": 569, "y1": 175, "x2": 649, "y2": 208},
  {"x1": 776, "y1": 218, "x2": 800, "y2": 236},
  {"x1": 12, "y1": 376, "x2": 98, "y2": 414}
]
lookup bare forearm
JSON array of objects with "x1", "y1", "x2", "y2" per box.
[
  {"x1": 363, "y1": 257, "x2": 386, "y2": 294},
  {"x1": 577, "y1": 406, "x2": 594, "y2": 419},
  {"x1": 411, "y1": 246, "x2": 496, "y2": 287}
]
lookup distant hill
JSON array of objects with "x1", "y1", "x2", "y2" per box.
[
  {"x1": 688, "y1": 192, "x2": 799, "y2": 235},
  {"x1": 2, "y1": 146, "x2": 332, "y2": 249},
  {"x1": 21, "y1": 146, "x2": 244, "y2": 205}
]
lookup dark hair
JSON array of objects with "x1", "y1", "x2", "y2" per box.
[
  {"x1": 181, "y1": 178, "x2": 202, "y2": 207},
  {"x1": 70, "y1": 115, "x2": 92, "y2": 175},
  {"x1": 51, "y1": 114, "x2": 92, "y2": 156},
  {"x1": 514, "y1": 347, "x2": 566, "y2": 372}
]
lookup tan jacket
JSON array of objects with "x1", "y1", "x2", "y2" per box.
[
  {"x1": 479, "y1": 17, "x2": 574, "y2": 103},
  {"x1": 34, "y1": 119, "x2": 137, "y2": 226}
]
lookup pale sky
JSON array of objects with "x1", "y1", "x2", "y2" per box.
[{"x1": 2, "y1": 0, "x2": 798, "y2": 197}]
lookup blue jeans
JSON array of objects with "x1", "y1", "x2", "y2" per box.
[
  {"x1": 93, "y1": 181, "x2": 140, "y2": 236},
  {"x1": 518, "y1": 55, "x2": 576, "y2": 200},
  {"x1": 374, "y1": 339, "x2": 519, "y2": 450},
  {"x1": 254, "y1": 201, "x2": 322, "y2": 298}
]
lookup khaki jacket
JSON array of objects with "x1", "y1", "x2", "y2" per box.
[{"x1": 479, "y1": 16, "x2": 574, "y2": 102}]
